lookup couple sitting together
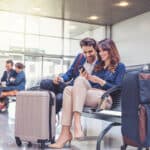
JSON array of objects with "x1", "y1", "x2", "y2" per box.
[
  {"x1": 40, "y1": 37, "x2": 126, "y2": 149},
  {"x1": 0, "y1": 60, "x2": 26, "y2": 111}
]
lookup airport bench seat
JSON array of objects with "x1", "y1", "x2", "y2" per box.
[{"x1": 82, "y1": 85, "x2": 121, "y2": 150}]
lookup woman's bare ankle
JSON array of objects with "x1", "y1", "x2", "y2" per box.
[{"x1": 74, "y1": 125, "x2": 84, "y2": 138}]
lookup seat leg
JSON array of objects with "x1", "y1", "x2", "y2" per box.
[{"x1": 96, "y1": 122, "x2": 121, "y2": 150}]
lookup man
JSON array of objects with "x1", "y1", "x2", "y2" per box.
[
  {"x1": 40, "y1": 37, "x2": 99, "y2": 113},
  {"x1": 1, "y1": 60, "x2": 16, "y2": 85},
  {"x1": 0, "y1": 60, "x2": 16, "y2": 112}
]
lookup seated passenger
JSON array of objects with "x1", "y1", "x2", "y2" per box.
[
  {"x1": 1, "y1": 59, "x2": 16, "y2": 86},
  {"x1": 49, "y1": 38, "x2": 126, "y2": 149},
  {"x1": 0, "y1": 62, "x2": 26, "y2": 111},
  {"x1": 39, "y1": 37, "x2": 98, "y2": 114}
]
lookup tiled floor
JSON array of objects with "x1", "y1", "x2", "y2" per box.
[{"x1": 0, "y1": 102, "x2": 138, "y2": 150}]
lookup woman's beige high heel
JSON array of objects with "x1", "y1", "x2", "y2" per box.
[{"x1": 48, "y1": 137, "x2": 72, "y2": 149}]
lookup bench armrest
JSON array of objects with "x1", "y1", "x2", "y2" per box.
[{"x1": 95, "y1": 86, "x2": 122, "y2": 112}]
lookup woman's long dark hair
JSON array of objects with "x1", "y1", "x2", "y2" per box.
[{"x1": 95, "y1": 39, "x2": 120, "y2": 72}]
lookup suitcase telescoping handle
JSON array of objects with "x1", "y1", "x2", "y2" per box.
[
  {"x1": 48, "y1": 91, "x2": 54, "y2": 105},
  {"x1": 48, "y1": 91, "x2": 54, "y2": 142}
]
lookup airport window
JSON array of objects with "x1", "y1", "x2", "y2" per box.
[
  {"x1": 0, "y1": 11, "x2": 24, "y2": 33},
  {"x1": 39, "y1": 17, "x2": 62, "y2": 37},
  {"x1": 0, "y1": 10, "x2": 105, "y2": 86},
  {"x1": 26, "y1": 16, "x2": 40, "y2": 34},
  {"x1": 25, "y1": 35, "x2": 39, "y2": 52},
  {"x1": 39, "y1": 36, "x2": 62, "y2": 55},
  {"x1": 64, "y1": 38, "x2": 81, "y2": 56},
  {"x1": 43, "y1": 57, "x2": 63, "y2": 77},
  {"x1": 24, "y1": 56, "x2": 42, "y2": 88}
]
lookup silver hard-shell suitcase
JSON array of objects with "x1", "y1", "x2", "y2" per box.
[{"x1": 15, "y1": 91, "x2": 55, "y2": 148}]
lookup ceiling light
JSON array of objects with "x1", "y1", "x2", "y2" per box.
[
  {"x1": 116, "y1": 1, "x2": 129, "y2": 7},
  {"x1": 87, "y1": 15, "x2": 99, "y2": 20}
]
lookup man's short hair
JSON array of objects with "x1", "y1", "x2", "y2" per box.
[
  {"x1": 80, "y1": 37, "x2": 97, "y2": 49},
  {"x1": 6, "y1": 60, "x2": 14, "y2": 66},
  {"x1": 15, "y1": 62, "x2": 25, "y2": 69}
]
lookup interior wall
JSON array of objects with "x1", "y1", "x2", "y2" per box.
[{"x1": 112, "y1": 11, "x2": 150, "y2": 66}]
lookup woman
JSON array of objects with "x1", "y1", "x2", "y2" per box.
[{"x1": 49, "y1": 39, "x2": 126, "y2": 149}]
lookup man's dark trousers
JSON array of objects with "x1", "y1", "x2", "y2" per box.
[{"x1": 40, "y1": 79, "x2": 68, "y2": 114}]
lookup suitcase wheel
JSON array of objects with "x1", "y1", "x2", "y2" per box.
[
  {"x1": 27, "y1": 142, "x2": 32, "y2": 148},
  {"x1": 15, "y1": 137, "x2": 22, "y2": 147}
]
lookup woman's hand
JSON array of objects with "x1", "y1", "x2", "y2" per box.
[{"x1": 87, "y1": 75, "x2": 106, "y2": 86}]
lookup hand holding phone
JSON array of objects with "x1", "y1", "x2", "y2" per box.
[
  {"x1": 79, "y1": 66, "x2": 86, "y2": 73},
  {"x1": 79, "y1": 66, "x2": 89, "y2": 79}
]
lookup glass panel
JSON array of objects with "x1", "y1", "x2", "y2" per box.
[
  {"x1": 91, "y1": 26, "x2": 106, "y2": 41},
  {"x1": 0, "y1": 32, "x2": 10, "y2": 51},
  {"x1": 40, "y1": 36, "x2": 62, "y2": 55},
  {"x1": 63, "y1": 57, "x2": 74, "y2": 73},
  {"x1": 43, "y1": 57, "x2": 63, "y2": 77},
  {"x1": 0, "y1": 11, "x2": 24, "y2": 32},
  {"x1": 9, "y1": 33, "x2": 24, "y2": 52},
  {"x1": 26, "y1": 16, "x2": 39, "y2": 34},
  {"x1": 9, "y1": 53, "x2": 24, "y2": 64},
  {"x1": 24, "y1": 56, "x2": 42, "y2": 88},
  {"x1": 25, "y1": 35, "x2": 40, "y2": 53},
  {"x1": 40, "y1": 17, "x2": 62, "y2": 37},
  {"x1": 0, "y1": 32, "x2": 24, "y2": 52},
  {"x1": 64, "y1": 21, "x2": 105, "y2": 40},
  {"x1": 64, "y1": 38, "x2": 81, "y2": 56}
]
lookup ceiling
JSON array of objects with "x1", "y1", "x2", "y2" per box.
[{"x1": 0, "y1": 0, "x2": 150, "y2": 25}]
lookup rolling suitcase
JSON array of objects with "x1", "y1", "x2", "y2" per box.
[
  {"x1": 15, "y1": 91, "x2": 56, "y2": 148},
  {"x1": 121, "y1": 70, "x2": 150, "y2": 150}
]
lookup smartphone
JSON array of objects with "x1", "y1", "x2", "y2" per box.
[{"x1": 79, "y1": 66, "x2": 86, "y2": 72}]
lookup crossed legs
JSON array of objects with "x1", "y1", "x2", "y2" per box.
[{"x1": 49, "y1": 76, "x2": 106, "y2": 148}]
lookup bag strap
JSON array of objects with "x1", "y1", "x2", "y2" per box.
[
  {"x1": 73, "y1": 53, "x2": 84, "y2": 74},
  {"x1": 138, "y1": 104, "x2": 147, "y2": 143},
  {"x1": 144, "y1": 104, "x2": 150, "y2": 142}
]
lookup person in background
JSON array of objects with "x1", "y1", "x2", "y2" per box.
[
  {"x1": 49, "y1": 38, "x2": 126, "y2": 149},
  {"x1": 1, "y1": 60, "x2": 16, "y2": 86},
  {"x1": 0, "y1": 62, "x2": 26, "y2": 112},
  {"x1": 40, "y1": 37, "x2": 99, "y2": 114}
]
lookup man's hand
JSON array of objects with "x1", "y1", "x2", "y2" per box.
[{"x1": 53, "y1": 76, "x2": 62, "y2": 85}]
